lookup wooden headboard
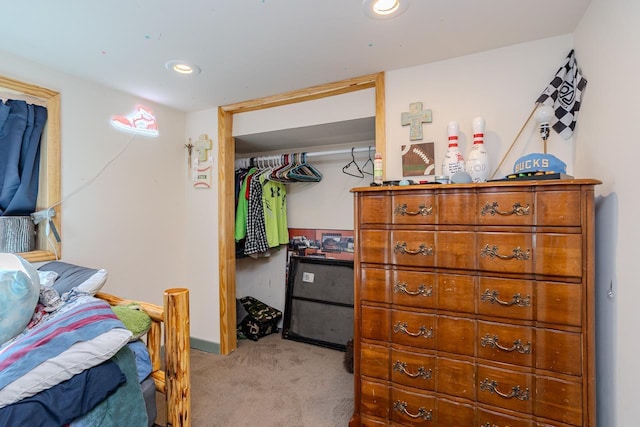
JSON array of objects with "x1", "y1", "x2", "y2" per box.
[{"x1": 96, "y1": 288, "x2": 191, "y2": 427}]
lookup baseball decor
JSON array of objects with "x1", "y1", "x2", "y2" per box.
[{"x1": 401, "y1": 142, "x2": 435, "y2": 177}]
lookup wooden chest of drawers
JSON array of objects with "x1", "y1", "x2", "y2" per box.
[{"x1": 349, "y1": 180, "x2": 599, "y2": 427}]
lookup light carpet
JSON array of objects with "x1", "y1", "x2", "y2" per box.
[{"x1": 155, "y1": 333, "x2": 353, "y2": 427}]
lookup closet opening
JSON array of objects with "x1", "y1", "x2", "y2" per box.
[{"x1": 217, "y1": 72, "x2": 386, "y2": 355}]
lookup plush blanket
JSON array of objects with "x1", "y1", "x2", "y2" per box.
[
  {"x1": 0, "y1": 294, "x2": 131, "y2": 407},
  {"x1": 71, "y1": 345, "x2": 149, "y2": 427}
]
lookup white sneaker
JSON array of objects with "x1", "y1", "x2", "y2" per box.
[{"x1": 111, "y1": 105, "x2": 159, "y2": 137}]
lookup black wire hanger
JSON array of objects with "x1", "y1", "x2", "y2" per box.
[
  {"x1": 361, "y1": 146, "x2": 374, "y2": 176},
  {"x1": 342, "y1": 147, "x2": 364, "y2": 178}
]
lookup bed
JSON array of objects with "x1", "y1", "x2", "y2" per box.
[{"x1": 0, "y1": 258, "x2": 191, "y2": 427}]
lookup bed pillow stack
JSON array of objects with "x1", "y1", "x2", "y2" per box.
[{"x1": 38, "y1": 261, "x2": 108, "y2": 296}]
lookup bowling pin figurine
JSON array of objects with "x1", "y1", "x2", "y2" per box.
[
  {"x1": 441, "y1": 121, "x2": 465, "y2": 178},
  {"x1": 465, "y1": 117, "x2": 490, "y2": 182}
]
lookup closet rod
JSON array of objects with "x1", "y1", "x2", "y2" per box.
[
  {"x1": 306, "y1": 146, "x2": 372, "y2": 157},
  {"x1": 237, "y1": 146, "x2": 372, "y2": 162}
]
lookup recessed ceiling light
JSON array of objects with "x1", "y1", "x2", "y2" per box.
[
  {"x1": 362, "y1": 0, "x2": 410, "y2": 19},
  {"x1": 165, "y1": 60, "x2": 201, "y2": 75}
]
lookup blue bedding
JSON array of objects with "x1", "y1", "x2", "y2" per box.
[
  {"x1": 0, "y1": 359, "x2": 125, "y2": 427},
  {"x1": 71, "y1": 345, "x2": 149, "y2": 427},
  {"x1": 0, "y1": 296, "x2": 124, "y2": 390}
]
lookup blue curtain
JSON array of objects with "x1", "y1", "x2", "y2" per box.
[{"x1": 0, "y1": 99, "x2": 47, "y2": 216}]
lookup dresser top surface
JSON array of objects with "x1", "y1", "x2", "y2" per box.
[{"x1": 351, "y1": 178, "x2": 602, "y2": 193}]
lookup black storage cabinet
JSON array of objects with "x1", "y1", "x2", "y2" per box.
[{"x1": 282, "y1": 256, "x2": 354, "y2": 351}]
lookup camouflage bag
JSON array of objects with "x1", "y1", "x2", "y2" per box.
[{"x1": 237, "y1": 296, "x2": 282, "y2": 341}]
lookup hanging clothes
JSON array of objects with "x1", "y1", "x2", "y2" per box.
[
  {"x1": 244, "y1": 170, "x2": 269, "y2": 256},
  {"x1": 259, "y1": 173, "x2": 288, "y2": 248},
  {"x1": 0, "y1": 99, "x2": 48, "y2": 215}
]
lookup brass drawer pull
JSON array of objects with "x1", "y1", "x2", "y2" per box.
[
  {"x1": 394, "y1": 203, "x2": 433, "y2": 217},
  {"x1": 481, "y1": 244, "x2": 530, "y2": 261},
  {"x1": 393, "y1": 361, "x2": 433, "y2": 379},
  {"x1": 481, "y1": 423, "x2": 498, "y2": 427},
  {"x1": 394, "y1": 282, "x2": 433, "y2": 297},
  {"x1": 394, "y1": 242, "x2": 434, "y2": 256},
  {"x1": 394, "y1": 322, "x2": 434, "y2": 339},
  {"x1": 480, "y1": 378, "x2": 530, "y2": 400},
  {"x1": 393, "y1": 401, "x2": 433, "y2": 421},
  {"x1": 481, "y1": 289, "x2": 531, "y2": 307},
  {"x1": 480, "y1": 333, "x2": 531, "y2": 354},
  {"x1": 481, "y1": 201, "x2": 530, "y2": 216}
]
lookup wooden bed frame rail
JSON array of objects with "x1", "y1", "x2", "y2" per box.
[{"x1": 96, "y1": 288, "x2": 191, "y2": 427}]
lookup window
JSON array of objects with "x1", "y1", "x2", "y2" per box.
[{"x1": 0, "y1": 75, "x2": 61, "y2": 262}]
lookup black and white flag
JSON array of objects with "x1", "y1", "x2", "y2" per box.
[{"x1": 536, "y1": 49, "x2": 587, "y2": 139}]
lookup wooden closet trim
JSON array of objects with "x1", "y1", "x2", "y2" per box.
[
  {"x1": 0, "y1": 75, "x2": 61, "y2": 262},
  {"x1": 217, "y1": 72, "x2": 386, "y2": 355}
]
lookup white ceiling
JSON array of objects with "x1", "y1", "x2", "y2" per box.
[{"x1": 0, "y1": 1, "x2": 590, "y2": 113}]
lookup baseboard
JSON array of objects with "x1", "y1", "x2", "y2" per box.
[{"x1": 190, "y1": 336, "x2": 220, "y2": 354}]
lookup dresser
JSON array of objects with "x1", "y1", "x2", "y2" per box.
[{"x1": 349, "y1": 179, "x2": 600, "y2": 427}]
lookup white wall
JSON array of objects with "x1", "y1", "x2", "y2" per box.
[
  {"x1": 184, "y1": 110, "x2": 221, "y2": 343},
  {"x1": 574, "y1": 0, "x2": 639, "y2": 425},
  {"x1": 0, "y1": 51, "x2": 187, "y2": 309},
  {"x1": 385, "y1": 35, "x2": 575, "y2": 181}
]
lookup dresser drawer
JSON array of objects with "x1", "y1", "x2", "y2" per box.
[
  {"x1": 391, "y1": 310, "x2": 436, "y2": 349},
  {"x1": 535, "y1": 234, "x2": 582, "y2": 278},
  {"x1": 478, "y1": 232, "x2": 533, "y2": 275},
  {"x1": 536, "y1": 190, "x2": 582, "y2": 226},
  {"x1": 361, "y1": 342, "x2": 390, "y2": 381},
  {"x1": 477, "y1": 365, "x2": 533, "y2": 414},
  {"x1": 436, "y1": 398, "x2": 476, "y2": 426},
  {"x1": 391, "y1": 348, "x2": 435, "y2": 390},
  {"x1": 391, "y1": 387, "x2": 436, "y2": 426},
  {"x1": 392, "y1": 270, "x2": 436, "y2": 309},
  {"x1": 478, "y1": 191, "x2": 534, "y2": 226},
  {"x1": 361, "y1": 267, "x2": 391, "y2": 303},
  {"x1": 359, "y1": 193, "x2": 391, "y2": 225},
  {"x1": 478, "y1": 277, "x2": 534, "y2": 321},
  {"x1": 360, "y1": 230, "x2": 389, "y2": 264},
  {"x1": 535, "y1": 329, "x2": 582, "y2": 376},
  {"x1": 436, "y1": 231, "x2": 476, "y2": 271},
  {"x1": 437, "y1": 191, "x2": 476, "y2": 225},
  {"x1": 477, "y1": 408, "x2": 533, "y2": 427},
  {"x1": 362, "y1": 305, "x2": 391, "y2": 342},
  {"x1": 437, "y1": 316, "x2": 476, "y2": 357},
  {"x1": 478, "y1": 321, "x2": 533, "y2": 367},
  {"x1": 536, "y1": 281, "x2": 582, "y2": 327},
  {"x1": 435, "y1": 356, "x2": 476, "y2": 401},
  {"x1": 391, "y1": 192, "x2": 436, "y2": 225},
  {"x1": 534, "y1": 376, "x2": 583, "y2": 426},
  {"x1": 361, "y1": 379, "x2": 391, "y2": 420},
  {"x1": 391, "y1": 230, "x2": 436, "y2": 268},
  {"x1": 438, "y1": 274, "x2": 476, "y2": 315},
  {"x1": 478, "y1": 232, "x2": 583, "y2": 278}
]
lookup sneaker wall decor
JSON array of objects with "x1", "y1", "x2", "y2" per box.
[{"x1": 111, "y1": 104, "x2": 159, "y2": 137}]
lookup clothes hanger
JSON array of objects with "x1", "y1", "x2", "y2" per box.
[
  {"x1": 361, "y1": 146, "x2": 374, "y2": 176},
  {"x1": 342, "y1": 147, "x2": 364, "y2": 178},
  {"x1": 289, "y1": 153, "x2": 322, "y2": 182}
]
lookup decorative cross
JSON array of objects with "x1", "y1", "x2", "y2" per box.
[
  {"x1": 195, "y1": 133, "x2": 212, "y2": 162},
  {"x1": 401, "y1": 102, "x2": 432, "y2": 141}
]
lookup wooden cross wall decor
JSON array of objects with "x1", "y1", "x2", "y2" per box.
[
  {"x1": 195, "y1": 133, "x2": 212, "y2": 162},
  {"x1": 401, "y1": 102, "x2": 432, "y2": 141}
]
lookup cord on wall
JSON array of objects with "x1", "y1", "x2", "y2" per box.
[{"x1": 32, "y1": 134, "x2": 138, "y2": 259}]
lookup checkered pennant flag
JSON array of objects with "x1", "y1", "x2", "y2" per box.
[{"x1": 536, "y1": 49, "x2": 587, "y2": 139}]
